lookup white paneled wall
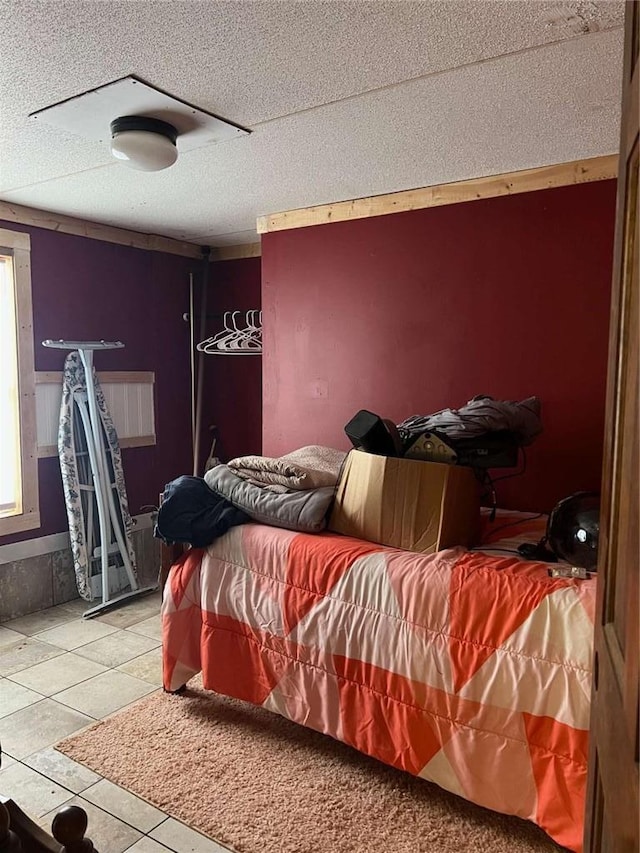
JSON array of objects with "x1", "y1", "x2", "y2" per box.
[
  {"x1": 35, "y1": 372, "x2": 155, "y2": 457},
  {"x1": 36, "y1": 381, "x2": 65, "y2": 449}
]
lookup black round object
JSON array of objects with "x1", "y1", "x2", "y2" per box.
[
  {"x1": 110, "y1": 115, "x2": 178, "y2": 144},
  {"x1": 547, "y1": 491, "x2": 600, "y2": 570}
]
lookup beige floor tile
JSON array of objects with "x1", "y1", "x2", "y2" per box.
[
  {"x1": 7, "y1": 652, "x2": 107, "y2": 695},
  {"x1": 0, "y1": 637, "x2": 63, "y2": 677},
  {"x1": 95, "y1": 592, "x2": 162, "y2": 629},
  {"x1": 75, "y1": 630, "x2": 159, "y2": 669},
  {"x1": 126, "y1": 615, "x2": 162, "y2": 641},
  {"x1": 124, "y1": 838, "x2": 173, "y2": 852},
  {"x1": 0, "y1": 762, "x2": 73, "y2": 818},
  {"x1": 24, "y1": 746, "x2": 101, "y2": 794},
  {"x1": 0, "y1": 698, "x2": 93, "y2": 760},
  {"x1": 34, "y1": 620, "x2": 118, "y2": 651},
  {"x1": 0, "y1": 626, "x2": 26, "y2": 649},
  {"x1": 40, "y1": 795, "x2": 142, "y2": 853},
  {"x1": 117, "y1": 649, "x2": 163, "y2": 687},
  {"x1": 0, "y1": 677, "x2": 42, "y2": 718},
  {"x1": 53, "y1": 670, "x2": 157, "y2": 719},
  {"x1": 51, "y1": 599, "x2": 87, "y2": 618},
  {"x1": 0, "y1": 753, "x2": 15, "y2": 769},
  {"x1": 4, "y1": 603, "x2": 85, "y2": 637},
  {"x1": 60, "y1": 598, "x2": 88, "y2": 614},
  {"x1": 150, "y1": 818, "x2": 231, "y2": 852},
  {"x1": 82, "y1": 778, "x2": 166, "y2": 833}
]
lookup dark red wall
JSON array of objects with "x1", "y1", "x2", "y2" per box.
[
  {"x1": 198, "y1": 257, "x2": 262, "y2": 467},
  {"x1": 0, "y1": 222, "x2": 198, "y2": 544},
  {"x1": 262, "y1": 180, "x2": 617, "y2": 512}
]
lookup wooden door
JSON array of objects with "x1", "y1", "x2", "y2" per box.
[{"x1": 585, "y1": 2, "x2": 639, "y2": 851}]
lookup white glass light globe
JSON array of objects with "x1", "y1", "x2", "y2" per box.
[{"x1": 111, "y1": 130, "x2": 177, "y2": 172}]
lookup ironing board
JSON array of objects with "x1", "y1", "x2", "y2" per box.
[{"x1": 43, "y1": 340, "x2": 156, "y2": 617}]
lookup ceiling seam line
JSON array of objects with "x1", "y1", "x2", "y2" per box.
[
  {"x1": 247, "y1": 24, "x2": 625, "y2": 130},
  {"x1": 1, "y1": 161, "x2": 119, "y2": 196}
]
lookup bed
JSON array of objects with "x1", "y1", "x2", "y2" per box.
[{"x1": 162, "y1": 510, "x2": 595, "y2": 853}]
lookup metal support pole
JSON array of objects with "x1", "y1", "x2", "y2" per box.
[{"x1": 192, "y1": 248, "x2": 211, "y2": 476}]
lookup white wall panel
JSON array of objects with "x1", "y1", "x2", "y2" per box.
[{"x1": 35, "y1": 372, "x2": 155, "y2": 456}]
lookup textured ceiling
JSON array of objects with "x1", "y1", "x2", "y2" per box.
[{"x1": 0, "y1": 0, "x2": 625, "y2": 246}]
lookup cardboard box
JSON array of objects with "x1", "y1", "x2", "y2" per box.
[{"x1": 328, "y1": 450, "x2": 480, "y2": 554}]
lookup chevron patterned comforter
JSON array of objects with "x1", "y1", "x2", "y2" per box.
[{"x1": 162, "y1": 513, "x2": 595, "y2": 852}]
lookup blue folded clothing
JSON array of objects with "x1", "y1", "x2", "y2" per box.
[{"x1": 155, "y1": 475, "x2": 250, "y2": 548}]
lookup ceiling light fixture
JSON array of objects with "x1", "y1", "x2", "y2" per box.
[{"x1": 110, "y1": 115, "x2": 178, "y2": 172}]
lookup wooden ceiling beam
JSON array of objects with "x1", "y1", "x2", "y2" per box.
[
  {"x1": 0, "y1": 200, "x2": 262, "y2": 260},
  {"x1": 257, "y1": 154, "x2": 619, "y2": 234}
]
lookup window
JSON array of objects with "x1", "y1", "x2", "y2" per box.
[{"x1": 0, "y1": 228, "x2": 39, "y2": 536}]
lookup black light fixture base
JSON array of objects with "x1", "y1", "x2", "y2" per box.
[{"x1": 110, "y1": 115, "x2": 178, "y2": 143}]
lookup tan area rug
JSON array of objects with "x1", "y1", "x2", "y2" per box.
[{"x1": 57, "y1": 681, "x2": 564, "y2": 853}]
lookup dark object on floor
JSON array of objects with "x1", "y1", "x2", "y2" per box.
[
  {"x1": 155, "y1": 475, "x2": 250, "y2": 548},
  {"x1": 344, "y1": 410, "x2": 402, "y2": 456}
]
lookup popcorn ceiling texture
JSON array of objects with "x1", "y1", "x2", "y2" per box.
[{"x1": 0, "y1": 1, "x2": 624, "y2": 244}]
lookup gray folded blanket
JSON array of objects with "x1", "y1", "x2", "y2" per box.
[
  {"x1": 227, "y1": 445, "x2": 346, "y2": 491},
  {"x1": 205, "y1": 465, "x2": 336, "y2": 533}
]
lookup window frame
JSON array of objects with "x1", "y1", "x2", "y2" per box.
[{"x1": 0, "y1": 227, "x2": 39, "y2": 536}]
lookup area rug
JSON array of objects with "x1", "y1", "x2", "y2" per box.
[{"x1": 57, "y1": 681, "x2": 564, "y2": 853}]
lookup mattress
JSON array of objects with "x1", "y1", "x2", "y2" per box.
[{"x1": 162, "y1": 512, "x2": 595, "y2": 852}]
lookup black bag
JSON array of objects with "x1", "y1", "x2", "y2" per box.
[{"x1": 154, "y1": 475, "x2": 249, "y2": 548}]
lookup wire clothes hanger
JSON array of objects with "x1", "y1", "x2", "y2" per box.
[{"x1": 197, "y1": 310, "x2": 262, "y2": 355}]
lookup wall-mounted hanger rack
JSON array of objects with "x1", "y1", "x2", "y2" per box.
[
  {"x1": 197, "y1": 310, "x2": 262, "y2": 356},
  {"x1": 182, "y1": 311, "x2": 228, "y2": 322}
]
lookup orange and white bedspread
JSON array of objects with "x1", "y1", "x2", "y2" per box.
[{"x1": 162, "y1": 518, "x2": 595, "y2": 852}]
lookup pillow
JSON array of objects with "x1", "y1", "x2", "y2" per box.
[{"x1": 204, "y1": 464, "x2": 335, "y2": 533}]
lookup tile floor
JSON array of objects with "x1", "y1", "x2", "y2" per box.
[{"x1": 0, "y1": 592, "x2": 230, "y2": 853}]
